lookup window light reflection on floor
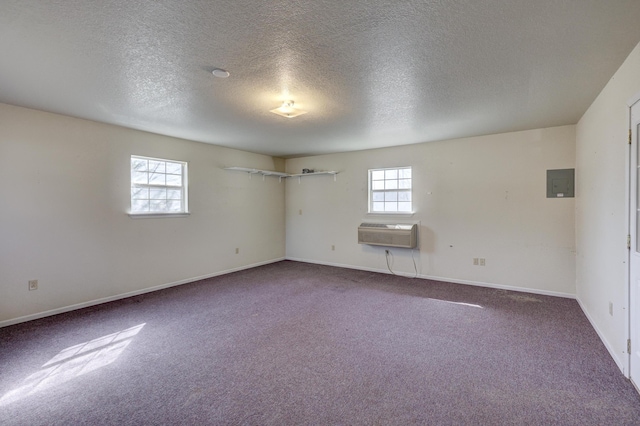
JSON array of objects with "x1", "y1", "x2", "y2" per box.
[
  {"x1": 428, "y1": 298, "x2": 483, "y2": 309},
  {"x1": 0, "y1": 323, "x2": 145, "y2": 406}
]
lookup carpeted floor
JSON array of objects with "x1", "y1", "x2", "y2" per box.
[{"x1": 1, "y1": 260, "x2": 639, "y2": 425}]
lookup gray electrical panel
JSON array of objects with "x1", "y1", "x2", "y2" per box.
[{"x1": 547, "y1": 169, "x2": 574, "y2": 198}]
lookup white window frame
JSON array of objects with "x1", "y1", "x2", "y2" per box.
[
  {"x1": 129, "y1": 155, "x2": 189, "y2": 217},
  {"x1": 368, "y1": 166, "x2": 413, "y2": 214}
]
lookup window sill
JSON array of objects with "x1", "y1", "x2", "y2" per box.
[
  {"x1": 366, "y1": 211, "x2": 415, "y2": 216},
  {"x1": 128, "y1": 212, "x2": 191, "y2": 219}
]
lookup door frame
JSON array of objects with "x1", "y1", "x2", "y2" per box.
[{"x1": 626, "y1": 91, "x2": 640, "y2": 379}]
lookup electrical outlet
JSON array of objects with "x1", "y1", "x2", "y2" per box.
[
  {"x1": 473, "y1": 258, "x2": 479, "y2": 266},
  {"x1": 331, "y1": 245, "x2": 335, "y2": 251},
  {"x1": 28, "y1": 280, "x2": 38, "y2": 291},
  {"x1": 609, "y1": 302, "x2": 613, "y2": 316},
  {"x1": 235, "y1": 248, "x2": 239, "y2": 254},
  {"x1": 479, "y1": 258, "x2": 486, "y2": 266}
]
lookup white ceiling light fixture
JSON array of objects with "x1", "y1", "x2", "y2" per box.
[
  {"x1": 270, "y1": 101, "x2": 307, "y2": 118},
  {"x1": 211, "y1": 68, "x2": 230, "y2": 78}
]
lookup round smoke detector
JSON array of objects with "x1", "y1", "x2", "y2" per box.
[{"x1": 211, "y1": 68, "x2": 230, "y2": 78}]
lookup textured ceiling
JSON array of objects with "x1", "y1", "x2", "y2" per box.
[{"x1": 1, "y1": 1, "x2": 640, "y2": 158}]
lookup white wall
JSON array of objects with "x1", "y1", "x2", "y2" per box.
[
  {"x1": 576, "y1": 41, "x2": 640, "y2": 372},
  {"x1": 0, "y1": 103, "x2": 285, "y2": 325},
  {"x1": 285, "y1": 126, "x2": 576, "y2": 296}
]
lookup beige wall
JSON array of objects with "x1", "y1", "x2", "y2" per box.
[
  {"x1": 285, "y1": 126, "x2": 576, "y2": 296},
  {"x1": 0, "y1": 103, "x2": 286, "y2": 325},
  {"x1": 576, "y1": 41, "x2": 640, "y2": 372}
]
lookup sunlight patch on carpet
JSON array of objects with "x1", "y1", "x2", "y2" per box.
[
  {"x1": 429, "y1": 298, "x2": 483, "y2": 309},
  {"x1": 0, "y1": 323, "x2": 145, "y2": 406}
]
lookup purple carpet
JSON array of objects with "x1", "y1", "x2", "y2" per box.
[{"x1": 1, "y1": 260, "x2": 639, "y2": 425}]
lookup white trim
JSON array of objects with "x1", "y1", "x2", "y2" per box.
[
  {"x1": 131, "y1": 155, "x2": 189, "y2": 215},
  {"x1": 128, "y1": 213, "x2": 191, "y2": 219},
  {"x1": 625, "y1": 104, "x2": 633, "y2": 377},
  {"x1": 0, "y1": 258, "x2": 285, "y2": 328},
  {"x1": 285, "y1": 257, "x2": 576, "y2": 299},
  {"x1": 626, "y1": 102, "x2": 640, "y2": 379},
  {"x1": 628, "y1": 91, "x2": 640, "y2": 107},
  {"x1": 366, "y1": 212, "x2": 415, "y2": 216},
  {"x1": 576, "y1": 296, "x2": 626, "y2": 374},
  {"x1": 368, "y1": 166, "x2": 413, "y2": 214}
]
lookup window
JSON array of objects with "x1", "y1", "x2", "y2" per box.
[
  {"x1": 369, "y1": 166, "x2": 412, "y2": 213},
  {"x1": 130, "y1": 156, "x2": 188, "y2": 215}
]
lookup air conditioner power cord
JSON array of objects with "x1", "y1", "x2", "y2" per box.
[{"x1": 385, "y1": 249, "x2": 418, "y2": 279}]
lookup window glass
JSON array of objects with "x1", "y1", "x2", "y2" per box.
[
  {"x1": 130, "y1": 156, "x2": 188, "y2": 215},
  {"x1": 369, "y1": 167, "x2": 412, "y2": 213}
]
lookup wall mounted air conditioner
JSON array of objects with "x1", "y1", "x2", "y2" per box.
[{"x1": 358, "y1": 223, "x2": 418, "y2": 249}]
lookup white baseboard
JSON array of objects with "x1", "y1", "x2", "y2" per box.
[
  {"x1": 575, "y1": 296, "x2": 626, "y2": 375},
  {"x1": 0, "y1": 257, "x2": 285, "y2": 328},
  {"x1": 286, "y1": 257, "x2": 576, "y2": 299}
]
